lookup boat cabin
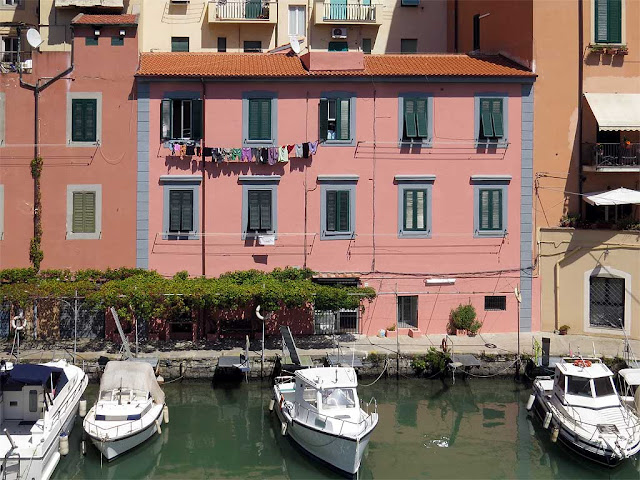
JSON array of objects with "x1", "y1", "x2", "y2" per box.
[
  {"x1": 293, "y1": 367, "x2": 360, "y2": 421},
  {"x1": 553, "y1": 359, "x2": 619, "y2": 408},
  {"x1": 617, "y1": 369, "x2": 640, "y2": 411}
]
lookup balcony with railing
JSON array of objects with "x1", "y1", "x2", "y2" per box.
[
  {"x1": 0, "y1": 51, "x2": 32, "y2": 74},
  {"x1": 583, "y1": 143, "x2": 640, "y2": 171},
  {"x1": 208, "y1": 0, "x2": 276, "y2": 23},
  {"x1": 315, "y1": 0, "x2": 381, "y2": 24}
]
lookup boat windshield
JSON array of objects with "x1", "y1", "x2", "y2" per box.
[
  {"x1": 567, "y1": 376, "x2": 593, "y2": 397},
  {"x1": 99, "y1": 388, "x2": 149, "y2": 402},
  {"x1": 321, "y1": 388, "x2": 356, "y2": 409},
  {"x1": 593, "y1": 377, "x2": 615, "y2": 397}
]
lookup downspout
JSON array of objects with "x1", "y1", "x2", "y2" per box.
[
  {"x1": 454, "y1": 0, "x2": 458, "y2": 52},
  {"x1": 577, "y1": 0, "x2": 584, "y2": 216},
  {"x1": 201, "y1": 78, "x2": 206, "y2": 277},
  {"x1": 554, "y1": 247, "x2": 582, "y2": 331}
]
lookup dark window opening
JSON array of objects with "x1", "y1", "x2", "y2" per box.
[
  {"x1": 161, "y1": 98, "x2": 203, "y2": 141},
  {"x1": 244, "y1": 40, "x2": 262, "y2": 53},
  {"x1": 590, "y1": 276, "x2": 625, "y2": 329},
  {"x1": 397, "y1": 295, "x2": 418, "y2": 328},
  {"x1": 362, "y1": 38, "x2": 371, "y2": 54},
  {"x1": 171, "y1": 37, "x2": 189, "y2": 52},
  {"x1": 484, "y1": 295, "x2": 506, "y2": 311},
  {"x1": 400, "y1": 38, "x2": 417, "y2": 53},
  {"x1": 328, "y1": 41, "x2": 348, "y2": 52},
  {"x1": 217, "y1": 36, "x2": 227, "y2": 52}
]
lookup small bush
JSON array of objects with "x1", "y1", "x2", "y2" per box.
[{"x1": 450, "y1": 304, "x2": 478, "y2": 332}]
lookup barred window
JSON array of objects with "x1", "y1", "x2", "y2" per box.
[{"x1": 484, "y1": 295, "x2": 506, "y2": 311}]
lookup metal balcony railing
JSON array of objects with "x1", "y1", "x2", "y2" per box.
[
  {"x1": 584, "y1": 143, "x2": 640, "y2": 169},
  {"x1": 323, "y1": 2, "x2": 376, "y2": 21},
  {"x1": 0, "y1": 51, "x2": 32, "y2": 73},
  {"x1": 215, "y1": 0, "x2": 271, "y2": 20}
]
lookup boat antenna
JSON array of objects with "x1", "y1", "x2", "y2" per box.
[{"x1": 119, "y1": 377, "x2": 123, "y2": 406}]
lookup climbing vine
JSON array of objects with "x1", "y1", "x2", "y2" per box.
[{"x1": 29, "y1": 156, "x2": 44, "y2": 271}]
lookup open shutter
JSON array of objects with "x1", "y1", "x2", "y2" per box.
[
  {"x1": 596, "y1": 0, "x2": 608, "y2": 42},
  {"x1": 491, "y1": 190, "x2": 502, "y2": 230},
  {"x1": 404, "y1": 98, "x2": 417, "y2": 138},
  {"x1": 479, "y1": 190, "x2": 490, "y2": 230},
  {"x1": 491, "y1": 99, "x2": 504, "y2": 138},
  {"x1": 72, "y1": 100, "x2": 85, "y2": 142},
  {"x1": 161, "y1": 99, "x2": 172, "y2": 141},
  {"x1": 72, "y1": 192, "x2": 84, "y2": 233},
  {"x1": 169, "y1": 191, "x2": 182, "y2": 232},
  {"x1": 248, "y1": 100, "x2": 260, "y2": 140},
  {"x1": 181, "y1": 190, "x2": 193, "y2": 232},
  {"x1": 84, "y1": 99, "x2": 97, "y2": 142},
  {"x1": 607, "y1": 0, "x2": 621, "y2": 43},
  {"x1": 404, "y1": 190, "x2": 413, "y2": 230},
  {"x1": 83, "y1": 192, "x2": 96, "y2": 233},
  {"x1": 338, "y1": 99, "x2": 350, "y2": 140},
  {"x1": 191, "y1": 100, "x2": 203, "y2": 140},
  {"x1": 338, "y1": 190, "x2": 350, "y2": 231},
  {"x1": 319, "y1": 98, "x2": 329, "y2": 141},
  {"x1": 326, "y1": 190, "x2": 337, "y2": 231},
  {"x1": 259, "y1": 99, "x2": 271, "y2": 140},
  {"x1": 248, "y1": 190, "x2": 261, "y2": 230},
  {"x1": 259, "y1": 190, "x2": 272, "y2": 231},
  {"x1": 480, "y1": 99, "x2": 494, "y2": 138},
  {"x1": 416, "y1": 98, "x2": 428, "y2": 138}
]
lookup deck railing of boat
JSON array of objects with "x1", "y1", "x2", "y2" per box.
[
  {"x1": 84, "y1": 413, "x2": 150, "y2": 440},
  {"x1": 293, "y1": 398, "x2": 377, "y2": 437}
]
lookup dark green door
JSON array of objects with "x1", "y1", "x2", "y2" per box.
[{"x1": 246, "y1": 0, "x2": 261, "y2": 18}]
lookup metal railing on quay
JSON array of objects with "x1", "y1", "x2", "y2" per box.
[
  {"x1": 583, "y1": 143, "x2": 640, "y2": 168},
  {"x1": 323, "y1": 2, "x2": 376, "y2": 21},
  {"x1": 214, "y1": 0, "x2": 272, "y2": 20}
]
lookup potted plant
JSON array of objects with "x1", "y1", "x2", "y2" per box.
[
  {"x1": 559, "y1": 324, "x2": 570, "y2": 335},
  {"x1": 468, "y1": 319, "x2": 483, "y2": 337},
  {"x1": 386, "y1": 324, "x2": 397, "y2": 338},
  {"x1": 449, "y1": 304, "x2": 477, "y2": 336}
]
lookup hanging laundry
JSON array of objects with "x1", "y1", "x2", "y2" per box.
[
  {"x1": 294, "y1": 144, "x2": 303, "y2": 157},
  {"x1": 252, "y1": 148, "x2": 260, "y2": 163},
  {"x1": 260, "y1": 148, "x2": 269, "y2": 164},
  {"x1": 173, "y1": 143, "x2": 181, "y2": 155},
  {"x1": 278, "y1": 146, "x2": 289, "y2": 163},
  {"x1": 241, "y1": 148, "x2": 252, "y2": 162},
  {"x1": 287, "y1": 144, "x2": 295, "y2": 154},
  {"x1": 302, "y1": 142, "x2": 310, "y2": 158},
  {"x1": 180, "y1": 145, "x2": 187, "y2": 157},
  {"x1": 195, "y1": 146, "x2": 201, "y2": 157},
  {"x1": 203, "y1": 147, "x2": 213, "y2": 159},
  {"x1": 230, "y1": 148, "x2": 242, "y2": 162},
  {"x1": 212, "y1": 148, "x2": 223, "y2": 162},
  {"x1": 185, "y1": 145, "x2": 196, "y2": 156},
  {"x1": 309, "y1": 141, "x2": 318, "y2": 155},
  {"x1": 268, "y1": 147, "x2": 278, "y2": 165}
]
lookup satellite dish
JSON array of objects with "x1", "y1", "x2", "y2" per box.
[
  {"x1": 26, "y1": 28, "x2": 43, "y2": 49},
  {"x1": 289, "y1": 36, "x2": 301, "y2": 55}
]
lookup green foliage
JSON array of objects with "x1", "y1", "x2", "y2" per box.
[
  {"x1": 30, "y1": 157, "x2": 44, "y2": 271},
  {"x1": 449, "y1": 303, "x2": 478, "y2": 332},
  {"x1": 367, "y1": 352, "x2": 385, "y2": 367},
  {"x1": 411, "y1": 347, "x2": 449, "y2": 375}
]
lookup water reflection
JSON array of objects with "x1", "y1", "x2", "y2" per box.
[{"x1": 54, "y1": 379, "x2": 640, "y2": 479}]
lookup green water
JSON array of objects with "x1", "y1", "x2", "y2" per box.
[{"x1": 53, "y1": 378, "x2": 640, "y2": 479}]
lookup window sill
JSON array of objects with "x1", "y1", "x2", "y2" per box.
[
  {"x1": 243, "y1": 139, "x2": 276, "y2": 148},
  {"x1": 68, "y1": 141, "x2": 100, "y2": 148},
  {"x1": 66, "y1": 232, "x2": 101, "y2": 240},
  {"x1": 163, "y1": 232, "x2": 199, "y2": 241},
  {"x1": 242, "y1": 232, "x2": 277, "y2": 240},
  {"x1": 474, "y1": 230, "x2": 507, "y2": 238},
  {"x1": 321, "y1": 231, "x2": 355, "y2": 240},
  {"x1": 475, "y1": 139, "x2": 508, "y2": 149},
  {"x1": 398, "y1": 230, "x2": 431, "y2": 239},
  {"x1": 163, "y1": 139, "x2": 199, "y2": 147},
  {"x1": 322, "y1": 139, "x2": 355, "y2": 147},
  {"x1": 399, "y1": 139, "x2": 432, "y2": 148},
  {"x1": 588, "y1": 44, "x2": 628, "y2": 55}
]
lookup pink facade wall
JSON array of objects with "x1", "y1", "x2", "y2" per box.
[
  {"x1": 0, "y1": 25, "x2": 138, "y2": 270},
  {"x1": 144, "y1": 79, "x2": 526, "y2": 334}
]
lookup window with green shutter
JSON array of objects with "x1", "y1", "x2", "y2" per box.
[
  {"x1": 319, "y1": 98, "x2": 350, "y2": 142},
  {"x1": 326, "y1": 190, "x2": 350, "y2": 232},
  {"x1": 403, "y1": 97, "x2": 428, "y2": 141},
  {"x1": 595, "y1": 0, "x2": 622, "y2": 44},
  {"x1": 403, "y1": 189, "x2": 427, "y2": 231},
  {"x1": 111, "y1": 36, "x2": 124, "y2": 46},
  {"x1": 71, "y1": 99, "x2": 97, "y2": 143},
  {"x1": 161, "y1": 99, "x2": 203, "y2": 141},
  {"x1": 168, "y1": 190, "x2": 194, "y2": 233},
  {"x1": 248, "y1": 98, "x2": 272, "y2": 141},
  {"x1": 328, "y1": 41, "x2": 348, "y2": 52},
  {"x1": 479, "y1": 98, "x2": 504, "y2": 141},
  {"x1": 247, "y1": 190, "x2": 272, "y2": 232},
  {"x1": 85, "y1": 36, "x2": 98, "y2": 46},
  {"x1": 72, "y1": 192, "x2": 96, "y2": 234},
  {"x1": 171, "y1": 37, "x2": 189, "y2": 52},
  {"x1": 478, "y1": 189, "x2": 502, "y2": 231}
]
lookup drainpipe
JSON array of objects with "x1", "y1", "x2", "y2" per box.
[
  {"x1": 577, "y1": 0, "x2": 584, "y2": 216},
  {"x1": 454, "y1": 0, "x2": 458, "y2": 53},
  {"x1": 201, "y1": 78, "x2": 207, "y2": 277},
  {"x1": 554, "y1": 247, "x2": 582, "y2": 331}
]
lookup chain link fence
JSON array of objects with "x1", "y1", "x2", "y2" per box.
[{"x1": 589, "y1": 277, "x2": 625, "y2": 329}]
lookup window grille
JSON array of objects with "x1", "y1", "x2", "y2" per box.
[{"x1": 590, "y1": 276, "x2": 624, "y2": 329}]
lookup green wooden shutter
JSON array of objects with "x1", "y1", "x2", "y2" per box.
[
  {"x1": 415, "y1": 190, "x2": 425, "y2": 230},
  {"x1": 326, "y1": 190, "x2": 337, "y2": 231},
  {"x1": 607, "y1": 0, "x2": 621, "y2": 43},
  {"x1": 595, "y1": 0, "x2": 608, "y2": 42},
  {"x1": 404, "y1": 190, "x2": 427, "y2": 231},
  {"x1": 259, "y1": 99, "x2": 271, "y2": 140},
  {"x1": 480, "y1": 99, "x2": 494, "y2": 138},
  {"x1": 319, "y1": 99, "x2": 329, "y2": 141},
  {"x1": 191, "y1": 100, "x2": 202, "y2": 140},
  {"x1": 248, "y1": 100, "x2": 260, "y2": 140},
  {"x1": 404, "y1": 98, "x2": 417, "y2": 138},
  {"x1": 83, "y1": 192, "x2": 96, "y2": 233},
  {"x1": 491, "y1": 99, "x2": 504, "y2": 138},
  {"x1": 479, "y1": 189, "x2": 490, "y2": 230},
  {"x1": 72, "y1": 100, "x2": 85, "y2": 142},
  {"x1": 161, "y1": 99, "x2": 172, "y2": 141},
  {"x1": 479, "y1": 189, "x2": 502, "y2": 230},
  {"x1": 404, "y1": 190, "x2": 413, "y2": 230},
  {"x1": 84, "y1": 99, "x2": 97, "y2": 142},
  {"x1": 259, "y1": 190, "x2": 272, "y2": 230},
  {"x1": 169, "y1": 191, "x2": 182, "y2": 232},
  {"x1": 491, "y1": 190, "x2": 502, "y2": 230},
  {"x1": 337, "y1": 190, "x2": 350, "y2": 231},
  {"x1": 338, "y1": 99, "x2": 350, "y2": 140},
  {"x1": 416, "y1": 99, "x2": 428, "y2": 138},
  {"x1": 181, "y1": 190, "x2": 193, "y2": 232},
  {"x1": 72, "y1": 192, "x2": 84, "y2": 233},
  {"x1": 248, "y1": 190, "x2": 260, "y2": 230}
]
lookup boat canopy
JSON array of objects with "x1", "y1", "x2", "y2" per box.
[
  {"x1": 2, "y1": 364, "x2": 68, "y2": 393},
  {"x1": 100, "y1": 361, "x2": 165, "y2": 404},
  {"x1": 295, "y1": 367, "x2": 358, "y2": 390},
  {"x1": 619, "y1": 369, "x2": 640, "y2": 386}
]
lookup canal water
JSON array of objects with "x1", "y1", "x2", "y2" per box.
[{"x1": 53, "y1": 378, "x2": 640, "y2": 479}]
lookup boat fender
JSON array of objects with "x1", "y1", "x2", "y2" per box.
[
  {"x1": 279, "y1": 395, "x2": 285, "y2": 409},
  {"x1": 81, "y1": 440, "x2": 86, "y2": 456},
  {"x1": 59, "y1": 433, "x2": 69, "y2": 456},
  {"x1": 543, "y1": 412, "x2": 553, "y2": 429},
  {"x1": 551, "y1": 426, "x2": 559, "y2": 443},
  {"x1": 526, "y1": 394, "x2": 535, "y2": 411},
  {"x1": 157, "y1": 375, "x2": 165, "y2": 385},
  {"x1": 11, "y1": 315, "x2": 25, "y2": 331},
  {"x1": 155, "y1": 419, "x2": 162, "y2": 435},
  {"x1": 79, "y1": 399, "x2": 87, "y2": 418},
  {"x1": 163, "y1": 405, "x2": 169, "y2": 424},
  {"x1": 269, "y1": 399, "x2": 275, "y2": 411},
  {"x1": 281, "y1": 422, "x2": 288, "y2": 436}
]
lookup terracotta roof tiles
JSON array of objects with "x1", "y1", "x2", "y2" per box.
[
  {"x1": 72, "y1": 14, "x2": 138, "y2": 25},
  {"x1": 137, "y1": 52, "x2": 534, "y2": 79}
]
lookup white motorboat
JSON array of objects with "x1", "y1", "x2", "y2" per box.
[
  {"x1": 0, "y1": 359, "x2": 88, "y2": 480},
  {"x1": 272, "y1": 366, "x2": 378, "y2": 476},
  {"x1": 83, "y1": 361, "x2": 166, "y2": 460},
  {"x1": 529, "y1": 357, "x2": 640, "y2": 466}
]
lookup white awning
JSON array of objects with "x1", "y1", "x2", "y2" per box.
[
  {"x1": 583, "y1": 187, "x2": 640, "y2": 206},
  {"x1": 584, "y1": 93, "x2": 640, "y2": 131}
]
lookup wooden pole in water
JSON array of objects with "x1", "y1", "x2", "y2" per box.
[{"x1": 396, "y1": 283, "x2": 399, "y2": 380}]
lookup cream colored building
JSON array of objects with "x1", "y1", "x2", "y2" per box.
[{"x1": 139, "y1": 0, "x2": 447, "y2": 53}]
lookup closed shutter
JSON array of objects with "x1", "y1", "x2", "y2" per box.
[
  {"x1": 248, "y1": 99, "x2": 260, "y2": 140},
  {"x1": 607, "y1": 0, "x2": 622, "y2": 43},
  {"x1": 338, "y1": 99, "x2": 350, "y2": 140},
  {"x1": 404, "y1": 190, "x2": 426, "y2": 231},
  {"x1": 326, "y1": 190, "x2": 337, "y2": 231},
  {"x1": 259, "y1": 99, "x2": 271, "y2": 140},
  {"x1": 84, "y1": 99, "x2": 97, "y2": 142},
  {"x1": 191, "y1": 100, "x2": 203, "y2": 140},
  {"x1": 72, "y1": 192, "x2": 95, "y2": 233},
  {"x1": 480, "y1": 99, "x2": 494, "y2": 138},
  {"x1": 404, "y1": 98, "x2": 417, "y2": 138},
  {"x1": 491, "y1": 99, "x2": 504, "y2": 138},
  {"x1": 479, "y1": 189, "x2": 502, "y2": 231},
  {"x1": 249, "y1": 99, "x2": 271, "y2": 141},
  {"x1": 596, "y1": 0, "x2": 608, "y2": 42},
  {"x1": 248, "y1": 190, "x2": 260, "y2": 230},
  {"x1": 259, "y1": 190, "x2": 272, "y2": 231},
  {"x1": 72, "y1": 100, "x2": 85, "y2": 142},
  {"x1": 337, "y1": 190, "x2": 350, "y2": 231},
  {"x1": 72, "y1": 192, "x2": 84, "y2": 233},
  {"x1": 491, "y1": 190, "x2": 501, "y2": 230},
  {"x1": 180, "y1": 191, "x2": 193, "y2": 232},
  {"x1": 319, "y1": 98, "x2": 329, "y2": 141},
  {"x1": 161, "y1": 99, "x2": 172, "y2": 141},
  {"x1": 169, "y1": 191, "x2": 182, "y2": 232},
  {"x1": 416, "y1": 98, "x2": 428, "y2": 138}
]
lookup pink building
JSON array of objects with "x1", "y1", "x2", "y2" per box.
[
  {"x1": 0, "y1": 14, "x2": 139, "y2": 270},
  {"x1": 136, "y1": 51, "x2": 536, "y2": 336}
]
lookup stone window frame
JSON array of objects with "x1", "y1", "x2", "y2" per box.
[
  {"x1": 474, "y1": 92, "x2": 509, "y2": 148},
  {"x1": 66, "y1": 92, "x2": 102, "y2": 147},
  {"x1": 397, "y1": 93, "x2": 434, "y2": 148},
  {"x1": 395, "y1": 175, "x2": 434, "y2": 238},
  {"x1": 583, "y1": 266, "x2": 631, "y2": 336},
  {"x1": 471, "y1": 175, "x2": 510, "y2": 238},
  {"x1": 318, "y1": 175, "x2": 358, "y2": 241},
  {"x1": 239, "y1": 175, "x2": 280, "y2": 240},
  {"x1": 160, "y1": 175, "x2": 201, "y2": 241},
  {"x1": 66, "y1": 184, "x2": 102, "y2": 240},
  {"x1": 319, "y1": 91, "x2": 357, "y2": 147},
  {"x1": 242, "y1": 91, "x2": 278, "y2": 148}
]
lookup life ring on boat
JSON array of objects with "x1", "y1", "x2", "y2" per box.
[
  {"x1": 11, "y1": 315, "x2": 25, "y2": 331},
  {"x1": 279, "y1": 395, "x2": 285, "y2": 409},
  {"x1": 574, "y1": 360, "x2": 592, "y2": 368}
]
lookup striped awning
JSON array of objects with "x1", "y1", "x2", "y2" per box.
[{"x1": 585, "y1": 93, "x2": 640, "y2": 131}]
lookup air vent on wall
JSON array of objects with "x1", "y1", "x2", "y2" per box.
[{"x1": 331, "y1": 27, "x2": 347, "y2": 39}]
